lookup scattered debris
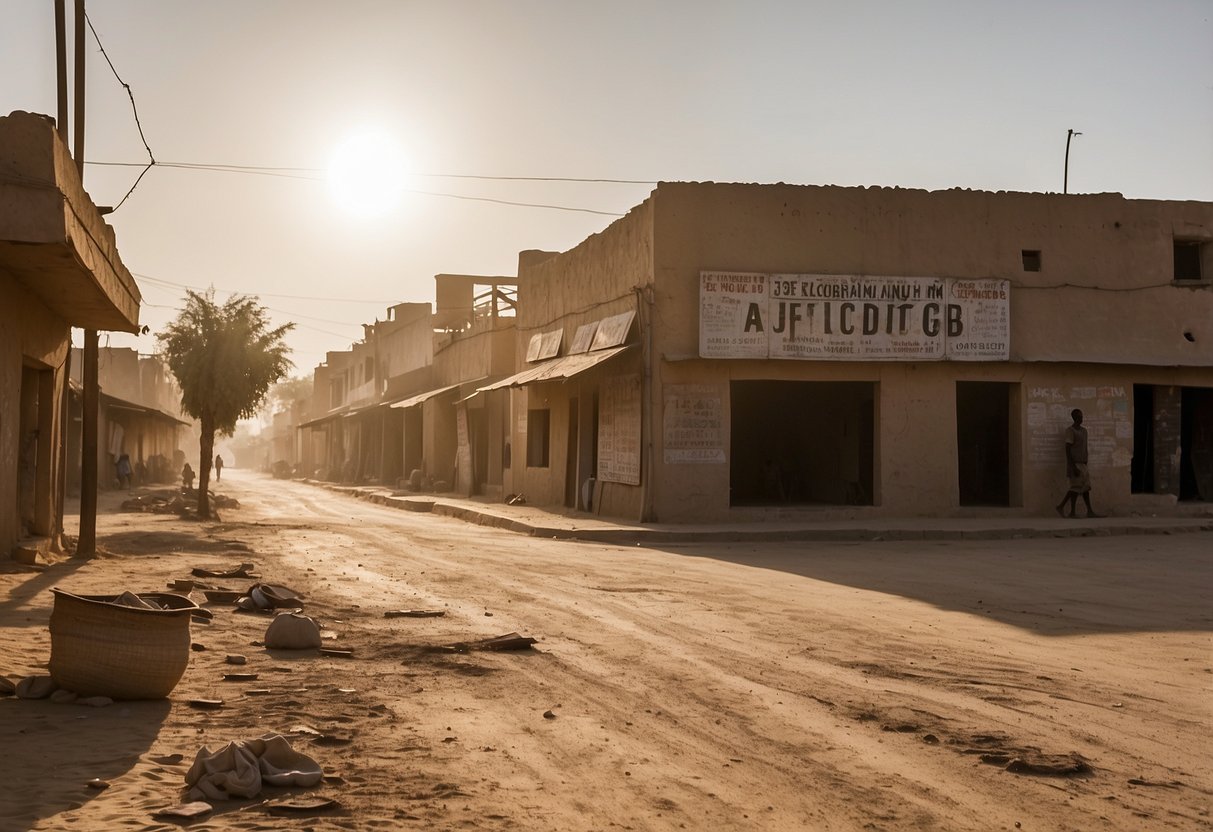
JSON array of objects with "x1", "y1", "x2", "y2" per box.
[
  {"x1": 15, "y1": 675, "x2": 57, "y2": 700},
  {"x1": 1005, "y1": 754, "x2": 1093, "y2": 776},
  {"x1": 189, "y1": 699, "x2": 225, "y2": 710},
  {"x1": 238, "y1": 583, "x2": 305, "y2": 612},
  {"x1": 0, "y1": 676, "x2": 14, "y2": 697},
  {"x1": 225, "y1": 654, "x2": 248, "y2": 665},
  {"x1": 264, "y1": 612, "x2": 322, "y2": 650},
  {"x1": 152, "y1": 801, "x2": 213, "y2": 820},
  {"x1": 384, "y1": 609, "x2": 445, "y2": 618},
  {"x1": 543, "y1": 710, "x2": 557, "y2": 720},
  {"x1": 50, "y1": 689, "x2": 78, "y2": 705},
  {"x1": 439, "y1": 632, "x2": 538, "y2": 653},
  {"x1": 185, "y1": 734, "x2": 323, "y2": 801},
  {"x1": 192, "y1": 562, "x2": 256, "y2": 579},
  {"x1": 202, "y1": 589, "x2": 242, "y2": 604},
  {"x1": 319, "y1": 648, "x2": 354, "y2": 658},
  {"x1": 263, "y1": 796, "x2": 340, "y2": 815},
  {"x1": 223, "y1": 673, "x2": 259, "y2": 682},
  {"x1": 150, "y1": 754, "x2": 185, "y2": 765},
  {"x1": 1128, "y1": 777, "x2": 1182, "y2": 788},
  {"x1": 85, "y1": 778, "x2": 110, "y2": 790}
]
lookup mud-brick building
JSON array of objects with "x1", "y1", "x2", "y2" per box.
[
  {"x1": 500, "y1": 183, "x2": 1212, "y2": 522},
  {"x1": 68, "y1": 347, "x2": 195, "y2": 490},
  {"x1": 0, "y1": 111, "x2": 141, "y2": 554}
]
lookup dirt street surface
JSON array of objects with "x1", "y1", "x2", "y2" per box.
[{"x1": 1, "y1": 470, "x2": 1210, "y2": 831}]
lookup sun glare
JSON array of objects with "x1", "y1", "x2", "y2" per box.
[{"x1": 326, "y1": 128, "x2": 409, "y2": 219}]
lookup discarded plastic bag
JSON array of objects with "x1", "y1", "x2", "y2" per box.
[{"x1": 185, "y1": 734, "x2": 321, "y2": 801}]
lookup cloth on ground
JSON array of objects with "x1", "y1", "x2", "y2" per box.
[{"x1": 185, "y1": 734, "x2": 322, "y2": 801}]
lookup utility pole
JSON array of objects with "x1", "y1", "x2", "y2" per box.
[
  {"x1": 1064, "y1": 128, "x2": 1082, "y2": 194},
  {"x1": 73, "y1": 0, "x2": 101, "y2": 557}
]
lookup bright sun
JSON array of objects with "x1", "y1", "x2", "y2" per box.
[{"x1": 326, "y1": 128, "x2": 409, "y2": 219}]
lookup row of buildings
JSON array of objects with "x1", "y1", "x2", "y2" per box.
[{"x1": 262, "y1": 182, "x2": 1213, "y2": 522}]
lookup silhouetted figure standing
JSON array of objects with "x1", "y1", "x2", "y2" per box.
[
  {"x1": 214, "y1": 454, "x2": 224, "y2": 482},
  {"x1": 1055, "y1": 409, "x2": 1101, "y2": 518},
  {"x1": 182, "y1": 462, "x2": 195, "y2": 491}
]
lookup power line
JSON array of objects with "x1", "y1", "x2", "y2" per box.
[
  {"x1": 94, "y1": 161, "x2": 630, "y2": 217},
  {"x1": 134, "y1": 272, "x2": 398, "y2": 305},
  {"x1": 89, "y1": 160, "x2": 656, "y2": 185},
  {"x1": 140, "y1": 300, "x2": 358, "y2": 341},
  {"x1": 84, "y1": 13, "x2": 154, "y2": 211}
]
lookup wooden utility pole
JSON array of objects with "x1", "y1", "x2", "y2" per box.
[{"x1": 74, "y1": 0, "x2": 100, "y2": 556}]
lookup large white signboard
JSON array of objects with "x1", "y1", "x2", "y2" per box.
[{"x1": 700, "y1": 272, "x2": 1009, "y2": 361}]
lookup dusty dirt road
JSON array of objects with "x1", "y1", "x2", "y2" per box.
[{"x1": 1, "y1": 470, "x2": 1210, "y2": 831}]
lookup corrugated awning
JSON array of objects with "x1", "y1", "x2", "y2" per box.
[
  {"x1": 99, "y1": 392, "x2": 191, "y2": 426},
  {"x1": 469, "y1": 345, "x2": 632, "y2": 398},
  {"x1": 298, "y1": 408, "x2": 351, "y2": 429},
  {"x1": 388, "y1": 382, "x2": 463, "y2": 410}
]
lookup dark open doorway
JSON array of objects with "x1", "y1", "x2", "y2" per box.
[
  {"x1": 1180, "y1": 387, "x2": 1213, "y2": 501},
  {"x1": 1132, "y1": 385, "x2": 1212, "y2": 501},
  {"x1": 956, "y1": 381, "x2": 1010, "y2": 506},
  {"x1": 730, "y1": 381, "x2": 874, "y2": 507},
  {"x1": 564, "y1": 397, "x2": 579, "y2": 508}
]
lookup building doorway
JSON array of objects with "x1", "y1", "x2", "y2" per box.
[
  {"x1": 729, "y1": 381, "x2": 874, "y2": 506},
  {"x1": 564, "y1": 397, "x2": 579, "y2": 508},
  {"x1": 1132, "y1": 385, "x2": 1212, "y2": 501},
  {"x1": 18, "y1": 363, "x2": 53, "y2": 537},
  {"x1": 956, "y1": 381, "x2": 1011, "y2": 506},
  {"x1": 1180, "y1": 387, "x2": 1213, "y2": 501},
  {"x1": 469, "y1": 407, "x2": 489, "y2": 495},
  {"x1": 403, "y1": 408, "x2": 423, "y2": 482}
]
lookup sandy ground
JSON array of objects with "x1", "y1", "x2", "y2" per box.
[{"x1": 0, "y1": 469, "x2": 1210, "y2": 831}]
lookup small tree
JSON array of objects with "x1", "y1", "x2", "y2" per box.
[{"x1": 158, "y1": 290, "x2": 293, "y2": 517}]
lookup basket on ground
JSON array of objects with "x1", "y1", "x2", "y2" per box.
[{"x1": 49, "y1": 588, "x2": 204, "y2": 700}]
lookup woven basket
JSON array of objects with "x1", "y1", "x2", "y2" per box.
[{"x1": 49, "y1": 588, "x2": 202, "y2": 700}]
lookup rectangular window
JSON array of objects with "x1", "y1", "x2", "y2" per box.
[
  {"x1": 1021, "y1": 250, "x2": 1042, "y2": 272},
  {"x1": 527, "y1": 408, "x2": 550, "y2": 468},
  {"x1": 1174, "y1": 240, "x2": 1206, "y2": 282}
]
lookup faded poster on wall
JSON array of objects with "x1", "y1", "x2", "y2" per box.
[
  {"x1": 1026, "y1": 385, "x2": 1132, "y2": 470},
  {"x1": 700, "y1": 272, "x2": 1010, "y2": 361},
  {"x1": 699, "y1": 272, "x2": 769, "y2": 359},
  {"x1": 598, "y1": 374, "x2": 642, "y2": 485},
  {"x1": 663, "y1": 384, "x2": 725, "y2": 464}
]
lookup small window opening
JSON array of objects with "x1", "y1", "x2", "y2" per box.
[
  {"x1": 1174, "y1": 241, "x2": 1204, "y2": 281},
  {"x1": 1021, "y1": 250, "x2": 1041, "y2": 272}
]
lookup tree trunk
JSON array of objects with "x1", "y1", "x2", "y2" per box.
[{"x1": 198, "y1": 419, "x2": 214, "y2": 519}]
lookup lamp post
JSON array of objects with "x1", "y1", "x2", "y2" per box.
[{"x1": 1064, "y1": 128, "x2": 1082, "y2": 194}]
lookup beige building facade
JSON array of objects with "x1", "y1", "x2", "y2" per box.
[
  {"x1": 0, "y1": 111, "x2": 141, "y2": 554},
  {"x1": 500, "y1": 183, "x2": 1212, "y2": 522}
]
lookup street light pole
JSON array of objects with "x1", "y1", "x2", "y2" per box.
[{"x1": 1064, "y1": 128, "x2": 1082, "y2": 194}]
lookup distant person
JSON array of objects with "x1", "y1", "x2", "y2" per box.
[
  {"x1": 116, "y1": 454, "x2": 133, "y2": 492},
  {"x1": 1055, "y1": 408, "x2": 1101, "y2": 518},
  {"x1": 214, "y1": 454, "x2": 224, "y2": 482},
  {"x1": 182, "y1": 462, "x2": 195, "y2": 491}
]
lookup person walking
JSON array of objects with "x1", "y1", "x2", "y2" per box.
[
  {"x1": 1055, "y1": 408, "x2": 1101, "y2": 518},
  {"x1": 215, "y1": 454, "x2": 224, "y2": 482}
]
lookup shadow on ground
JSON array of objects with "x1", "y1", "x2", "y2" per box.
[{"x1": 654, "y1": 534, "x2": 1213, "y2": 637}]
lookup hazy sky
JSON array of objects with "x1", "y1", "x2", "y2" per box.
[{"x1": 4, "y1": 1, "x2": 1211, "y2": 373}]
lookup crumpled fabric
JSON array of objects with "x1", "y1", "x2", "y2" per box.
[{"x1": 185, "y1": 734, "x2": 322, "y2": 801}]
